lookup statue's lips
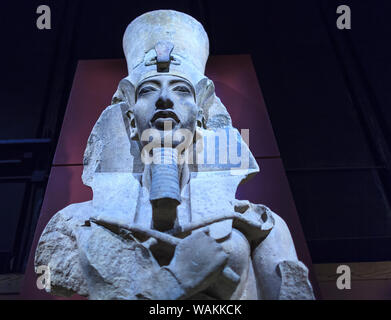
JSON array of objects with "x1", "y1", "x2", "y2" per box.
[{"x1": 151, "y1": 111, "x2": 180, "y2": 128}]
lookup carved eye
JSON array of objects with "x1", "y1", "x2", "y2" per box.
[
  {"x1": 138, "y1": 86, "x2": 157, "y2": 96},
  {"x1": 173, "y1": 85, "x2": 191, "y2": 94}
]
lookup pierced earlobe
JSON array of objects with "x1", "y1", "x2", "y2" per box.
[
  {"x1": 194, "y1": 110, "x2": 205, "y2": 144},
  {"x1": 196, "y1": 109, "x2": 206, "y2": 129},
  {"x1": 126, "y1": 110, "x2": 139, "y2": 141}
]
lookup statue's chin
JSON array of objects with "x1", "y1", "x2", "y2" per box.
[
  {"x1": 138, "y1": 122, "x2": 196, "y2": 150},
  {"x1": 152, "y1": 129, "x2": 195, "y2": 149}
]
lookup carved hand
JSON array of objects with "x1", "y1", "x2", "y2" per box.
[{"x1": 166, "y1": 229, "x2": 228, "y2": 296}]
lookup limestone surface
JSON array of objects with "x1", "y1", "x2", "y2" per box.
[{"x1": 35, "y1": 9, "x2": 315, "y2": 300}]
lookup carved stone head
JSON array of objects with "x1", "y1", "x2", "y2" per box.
[
  {"x1": 83, "y1": 10, "x2": 258, "y2": 187},
  {"x1": 119, "y1": 11, "x2": 211, "y2": 148}
]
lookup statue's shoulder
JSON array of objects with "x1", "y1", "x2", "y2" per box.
[
  {"x1": 34, "y1": 201, "x2": 92, "y2": 297},
  {"x1": 245, "y1": 203, "x2": 315, "y2": 300},
  {"x1": 41, "y1": 201, "x2": 93, "y2": 235},
  {"x1": 36, "y1": 201, "x2": 93, "y2": 262}
]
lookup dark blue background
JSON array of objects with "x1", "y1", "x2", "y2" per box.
[{"x1": 0, "y1": 0, "x2": 390, "y2": 273}]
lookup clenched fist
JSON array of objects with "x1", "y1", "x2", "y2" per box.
[{"x1": 166, "y1": 229, "x2": 228, "y2": 295}]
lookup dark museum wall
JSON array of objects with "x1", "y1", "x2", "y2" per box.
[{"x1": 0, "y1": 0, "x2": 390, "y2": 298}]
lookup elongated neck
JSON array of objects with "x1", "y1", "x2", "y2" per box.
[{"x1": 149, "y1": 147, "x2": 181, "y2": 231}]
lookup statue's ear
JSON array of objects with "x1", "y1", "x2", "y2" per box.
[
  {"x1": 195, "y1": 78, "x2": 215, "y2": 123},
  {"x1": 196, "y1": 108, "x2": 206, "y2": 129},
  {"x1": 112, "y1": 78, "x2": 136, "y2": 106},
  {"x1": 195, "y1": 77, "x2": 232, "y2": 129},
  {"x1": 112, "y1": 78, "x2": 139, "y2": 140}
]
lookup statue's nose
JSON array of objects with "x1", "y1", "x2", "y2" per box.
[{"x1": 155, "y1": 91, "x2": 174, "y2": 110}]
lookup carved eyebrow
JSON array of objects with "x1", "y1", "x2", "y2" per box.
[
  {"x1": 169, "y1": 79, "x2": 191, "y2": 87},
  {"x1": 169, "y1": 80, "x2": 195, "y2": 98},
  {"x1": 137, "y1": 80, "x2": 160, "y2": 90},
  {"x1": 136, "y1": 81, "x2": 159, "y2": 97}
]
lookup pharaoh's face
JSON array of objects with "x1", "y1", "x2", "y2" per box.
[{"x1": 133, "y1": 74, "x2": 199, "y2": 148}]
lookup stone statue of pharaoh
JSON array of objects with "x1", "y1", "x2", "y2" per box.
[{"x1": 34, "y1": 10, "x2": 315, "y2": 300}]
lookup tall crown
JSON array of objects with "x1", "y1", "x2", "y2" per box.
[{"x1": 123, "y1": 10, "x2": 209, "y2": 87}]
